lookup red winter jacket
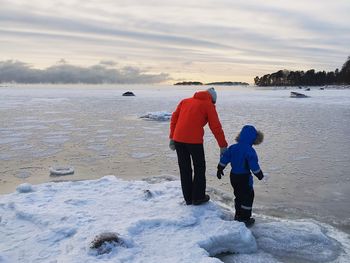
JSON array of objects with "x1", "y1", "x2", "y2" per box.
[{"x1": 169, "y1": 91, "x2": 228, "y2": 147}]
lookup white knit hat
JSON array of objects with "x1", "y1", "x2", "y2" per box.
[{"x1": 206, "y1": 87, "x2": 217, "y2": 103}]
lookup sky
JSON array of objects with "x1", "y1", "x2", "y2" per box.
[{"x1": 0, "y1": 0, "x2": 349, "y2": 84}]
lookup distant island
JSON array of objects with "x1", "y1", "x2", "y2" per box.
[
  {"x1": 174, "y1": 81, "x2": 203, "y2": 85},
  {"x1": 254, "y1": 56, "x2": 350, "y2": 86},
  {"x1": 174, "y1": 81, "x2": 249, "y2": 86}
]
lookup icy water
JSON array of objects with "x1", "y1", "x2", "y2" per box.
[{"x1": 0, "y1": 84, "x2": 349, "y2": 236}]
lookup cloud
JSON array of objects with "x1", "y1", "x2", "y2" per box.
[
  {"x1": 99, "y1": 60, "x2": 117, "y2": 66},
  {"x1": 0, "y1": 60, "x2": 170, "y2": 84},
  {"x1": 0, "y1": 0, "x2": 349, "y2": 82}
]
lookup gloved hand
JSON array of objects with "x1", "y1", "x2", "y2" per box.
[
  {"x1": 254, "y1": 170, "x2": 264, "y2": 180},
  {"x1": 169, "y1": 139, "x2": 176, "y2": 151},
  {"x1": 217, "y1": 164, "x2": 225, "y2": 179},
  {"x1": 220, "y1": 147, "x2": 227, "y2": 157}
]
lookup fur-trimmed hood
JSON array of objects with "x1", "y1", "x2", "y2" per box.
[{"x1": 236, "y1": 125, "x2": 264, "y2": 146}]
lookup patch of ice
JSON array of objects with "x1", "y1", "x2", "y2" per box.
[
  {"x1": 31, "y1": 148, "x2": 61, "y2": 158},
  {"x1": 14, "y1": 171, "x2": 31, "y2": 179},
  {"x1": 166, "y1": 153, "x2": 177, "y2": 158},
  {"x1": 42, "y1": 136, "x2": 70, "y2": 144},
  {"x1": 112, "y1": 134, "x2": 127, "y2": 138},
  {"x1": 292, "y1": 156, "x2": 311, "y2": 161},
  {"x1": 144, "y1": 130, "x2": 163, "y2": 135},
  {"x1": 219, "y1": 251, "x2": 282, "y2": 263},
  {"x1": 97, "y1": 129, "x2": 112, "y2": 134},
  {"x1": 131, "y1": 152, "x2": 154, "y2": 159},
  {"x1": 0, "y1": 137, "x2": 25, "y2": 145},
  {"x1": 0, "y1": 153, "x2": 14, "y2": 161},
  {"x1": 45, "y1": 131, "x2": 71, "y2": 136},
  {"x1": 87, "y1": 144, "x2": 106, "y2": 152},
  {"x1": 10, "y1": 144, "x2": 33, "y2": 151}
]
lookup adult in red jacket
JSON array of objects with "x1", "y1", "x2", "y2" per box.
[{"x1": 169, "y1": 88, "x2": 228, "y2": 205}]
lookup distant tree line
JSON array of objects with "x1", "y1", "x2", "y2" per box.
[
  {"x1": 174, "y1": 81, "x2": 249, "y2": 86},
  {"x1": 254, "y1": 56, "x2": 350, "y2": 86},
  {"x1": 174, "y1": 81, "x2": 203, "y2": 85}
]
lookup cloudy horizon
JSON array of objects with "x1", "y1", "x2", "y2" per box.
[{"x1": 1, "y1": 0, "x2": 349, "y2": 84}]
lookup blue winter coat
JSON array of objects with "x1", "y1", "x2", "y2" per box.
[{"x1": 219, "y1": 125, "x2": 261, "y2": 187}]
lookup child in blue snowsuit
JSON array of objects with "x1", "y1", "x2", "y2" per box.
[{"x1": 217, "y1": 125, "x2": 264, "y2": 226}]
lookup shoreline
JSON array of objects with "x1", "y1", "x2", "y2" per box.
[{"x1": 1, "y1": 85, "x2": 349, "y2": 237}]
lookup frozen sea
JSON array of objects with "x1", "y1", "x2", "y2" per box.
[{"x1": 0, "y1": 84, "x2": 350, "y2": 262}]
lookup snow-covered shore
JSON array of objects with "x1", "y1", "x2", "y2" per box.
[{"x1": 1, "y1": 176, "x2": 349, "y2": 263}]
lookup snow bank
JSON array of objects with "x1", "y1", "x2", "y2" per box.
[
  {"x1": 0, "y1": 176, "x2": 255, "y2": 263},
  {"x1": 0, "y1": 176, "x2": 348, "y2": 263}
]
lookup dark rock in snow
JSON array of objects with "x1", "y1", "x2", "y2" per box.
[
  {"x1": 290, "y1": 92, "x2": 309, "y2": 98},
  {"x1": 143, "y1": 189, "x2": 153, "y2": 199},
  {"x1": 122, "y1": 91, "x2": 135, "y2": 96},
  {"x1": 90, "y1": 232, "x2": 125, "y2": 255}
]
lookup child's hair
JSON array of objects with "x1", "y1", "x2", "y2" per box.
[{"x1": 235, "y1": 129, "x2": 264, "y2": 145}]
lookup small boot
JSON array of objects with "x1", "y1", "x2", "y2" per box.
[{"x1": 243, "y1": 217, "x2": 255, "y2": 227}]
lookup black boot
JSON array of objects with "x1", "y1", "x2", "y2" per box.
[
  {"x1": 243, "y1": 217, "x2": 255, "y2": 227},
  {"x1": 234, "y1": 216, "x2": 255, "y2": 227},
  {"x1": 192, "y1": 194, "x2": 210, "y2": 205}
]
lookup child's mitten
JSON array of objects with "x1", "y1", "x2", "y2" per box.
[
  {"x1": 217, "y1": 164, "x2": 225, "y2": 179},
  {"x1": 254, "y1": 170, "x2": 264, "y2": 180}
]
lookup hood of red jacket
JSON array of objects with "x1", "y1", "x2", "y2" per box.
[{"x1": 193, "y1": 91, "x2": 212, "y2": 102}]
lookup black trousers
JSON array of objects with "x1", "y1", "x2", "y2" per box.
[
  {"x1": 230, "y1": 173, "x2": 254, "y2": 220},
  {"x1": 174, "y1": 142, "x2": 206, "y2": 203}
]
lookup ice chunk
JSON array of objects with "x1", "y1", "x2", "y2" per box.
[
  {"x1": 140, "y1": 111, "x2": 172, "y2": 121},
  {"x1": 253, "y1": 220, "x2": 341, "y2": 262},
  {"x1": 199, "y1": 223, "x2": 257, "y2": 255},
  {"x1": 16, "y1": 183, "x2": 34, "y2": 193},
  {"x1": 49, "y1": 166, "x2": 74, "y2": 176}
]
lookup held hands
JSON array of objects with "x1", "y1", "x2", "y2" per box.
[
  {"x1": 217, "y1": 164, "x2": 225, "y2": 179},
  {"x1": 220, "y1": 147, "x2": 227, "y2": 157},
  {"x1": 169, "y1": 139, "x2": 176, "y2": 151}
]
